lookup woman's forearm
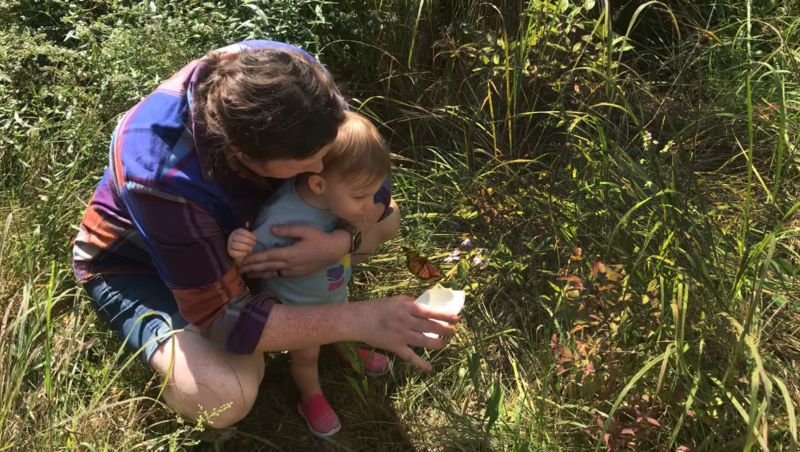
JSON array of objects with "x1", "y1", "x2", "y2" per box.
[
  {"x1": 254, "y1": 302, "x2": 359, "y2": 351},
  {"x1": 252, "y1": 295, "x2": 458, "y2": 371}
]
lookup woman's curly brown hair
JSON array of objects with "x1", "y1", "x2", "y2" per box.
[{"x1": 193, "y1": 47, "x2": 346, "y2": 164}]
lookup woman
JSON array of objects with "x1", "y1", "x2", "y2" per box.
[{"x1": 72, "y1": 40, "x2": 457, "y2": 428}]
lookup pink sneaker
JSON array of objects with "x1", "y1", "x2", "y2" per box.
[
  {"x1": 339, "y1": 348, "x2": 390, "y2": 377},
  {"x1": 297, "y1": 394, "x2": 341, "y2": 438}
]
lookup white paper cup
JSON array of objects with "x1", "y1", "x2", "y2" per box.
[{"x1": 414, "y1": 288, "x2": 465, "y2": 338}]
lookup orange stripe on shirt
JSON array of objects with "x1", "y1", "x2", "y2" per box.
[
  {"x1": 171, "y1": 266, "x2": 248, "y2": 329},
  {"x1": 80, "y1": 203, "x2": 125, "y2": 248}
]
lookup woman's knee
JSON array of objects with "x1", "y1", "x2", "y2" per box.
[
  {"x1": 194, "y1": 364, "x2": 261, "y2": 428},
  {"x1": 200, "y1": 384, "x2": 258, "y2": 428},
  {"x1": 150, "y1": 331, "x2": 264, "y2": 428}
]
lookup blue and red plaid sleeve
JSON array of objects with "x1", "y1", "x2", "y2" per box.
[{"x1": 124, "y1": 191, "x2": 275, "y2": 353}]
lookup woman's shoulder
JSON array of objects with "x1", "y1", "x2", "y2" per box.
[
  {"x1": 112, "y1": 93, "x2": 236, "y2": 225},
  {"x1": 112, "y1": 94, "x2": 194, "y2": 181},
  {"x1": 219, "y1": 40, "x2": 318, "y2": 63}
]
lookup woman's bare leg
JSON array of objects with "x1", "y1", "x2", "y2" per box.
[{"x1": 149, "y1": 330, "x2": 265, "y2": 428}]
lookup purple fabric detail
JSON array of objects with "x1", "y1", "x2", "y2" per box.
[{"x1": 225, "y1": 293, "x2": 277, "y2": 355}]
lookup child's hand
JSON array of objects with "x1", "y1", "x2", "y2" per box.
[{"x1": 227, "y1": 228, "x2": 257, "y2": 265}]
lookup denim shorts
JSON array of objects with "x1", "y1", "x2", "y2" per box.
[{"x1": 84, "y1": 273, "x2": 191, "y2": 364}]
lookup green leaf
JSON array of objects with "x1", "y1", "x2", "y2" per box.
[{"x1": 484, "y1": 380, "x2": 503, "y2": 431}]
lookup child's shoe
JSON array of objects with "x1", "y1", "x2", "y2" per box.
[
  {"x1": 297, "y1": 393, "x2": 341, "y2": 438},
  {"x1": 338, "y1": 348, "x2": 390, "y2": 377}
]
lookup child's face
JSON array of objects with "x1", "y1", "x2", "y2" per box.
[{"x1": 322, "y1": 175, "x2": 384, "y2": 223}]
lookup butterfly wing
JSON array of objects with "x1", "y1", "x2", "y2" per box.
[
  {"x1": 420, "y1": 261, "x2": 441, "y2": 280},
  {"x1": 406, "y1": 250, "x2": 424, "y2": 274},
  {"x1": 406, "y1": 248, "x2": 442, "y2": 280}
]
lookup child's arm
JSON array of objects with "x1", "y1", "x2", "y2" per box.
[{"x1": 227, "y1": 228, "x2": 258, "y2": 267}]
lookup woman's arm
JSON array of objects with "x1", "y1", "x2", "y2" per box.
[
  {"x1": 255, "y1": 295, "x2": 457, "y2": 372},
  {"x1": 124, "y1": 192, "x2": 452, "y2": 370},
  {"x1": 239, "y1": 225, "x2": 350, "y2": 277},
  {"x1": 240, "y1": 199, "x2": 399, "y2": 276},
  {"x1": 241, "y1": 174, "x2": 395, "y2": 277}
]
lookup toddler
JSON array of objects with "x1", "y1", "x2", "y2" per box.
[{"x1": 227, "y1": 111, "x2": 391, "y2": 437}]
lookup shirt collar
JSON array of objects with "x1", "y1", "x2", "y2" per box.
[
  {"x1": 185, "y1": 59, "x2": 218, "y2": 182},
  {"x1": 185, "y1": 48, "x2": 284, "y2": 191}
]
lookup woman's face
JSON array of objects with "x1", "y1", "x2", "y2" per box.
[{"x1": 232, "y1": 146, "x2": 329, "y2": 179}]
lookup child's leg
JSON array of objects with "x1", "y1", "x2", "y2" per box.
[
  {"x1": 292, "y1": 345, "x2": 341, "y2": 436},
  {"x1": 290, "y1": 346, "x2": 322, "y2": 401},
  {"x1": 334, "y1": 340, "x2": 390, "y2": 377},
  {"x1": 333, "y1": 342, "x2": 354, "y2": 361}
]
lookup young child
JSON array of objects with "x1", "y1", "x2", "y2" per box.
[{"x1": 227, "y1": 111, "x2": 391, "y2": 437}]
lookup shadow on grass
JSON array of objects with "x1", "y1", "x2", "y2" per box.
[{"x1": 216, "y1": 346, "x2": 415, "y2": 451}]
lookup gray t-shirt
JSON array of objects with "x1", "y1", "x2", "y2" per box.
[{"x1": 251, "y1": 178, "x2": 350, "y2": 305}]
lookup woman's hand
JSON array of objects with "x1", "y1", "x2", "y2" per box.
[
  {"x1": 240, "y1": 225, "x2": 350, "y2": 278},
  {"x1": 351, "y1": 296, "x2": 459, "y2": 372}
]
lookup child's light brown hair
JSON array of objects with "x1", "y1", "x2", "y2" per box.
[{"x1": 320, "y1": 111, "x2": 390, "y2": 186}]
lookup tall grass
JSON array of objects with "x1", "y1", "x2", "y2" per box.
[
  {"x1": 0, "y1": 0, "x2": 798, "y2": 449},
  {"x1": 342, "y1": 1, "x2": 800, "y2": 449}
]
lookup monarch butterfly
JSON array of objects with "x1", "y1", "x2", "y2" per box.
[{"x1": 404, "y1": 247, "x2": 442, "y2": 280}]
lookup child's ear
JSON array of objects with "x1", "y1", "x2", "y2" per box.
[{"x1": 308, "y1": 174, "x2": 327, "y2": 194}]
